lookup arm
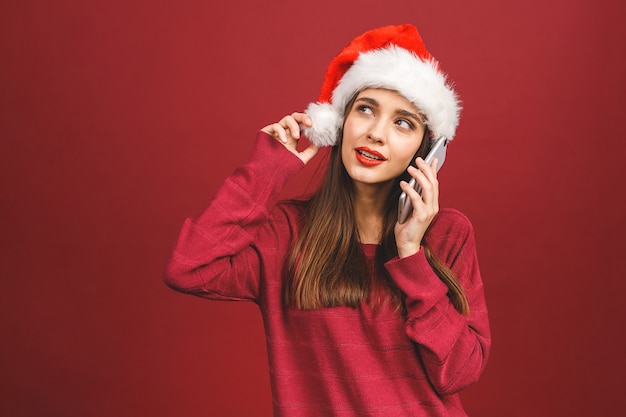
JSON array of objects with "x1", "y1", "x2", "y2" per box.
[
  {"x1": 385, "y1": 210, "x2": 491, "y2": 395},
  {"x1": 163, "y1": 131, "x2": 306, "y2": 302}
]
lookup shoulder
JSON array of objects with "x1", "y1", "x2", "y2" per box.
[
  {"x1": 429, "y1": 208, "x2": 474, "y2": 237},
  {"x1": 425, "y1": 208, "x2": 476, "y2": 257}
]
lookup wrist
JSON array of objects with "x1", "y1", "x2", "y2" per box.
[{"x1": 397, "y1": 244, "x2": 421, "y2": 259}]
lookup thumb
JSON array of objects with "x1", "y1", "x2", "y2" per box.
[{"x1": 298, "y1": 143, "x2": 320, "y2": 164}]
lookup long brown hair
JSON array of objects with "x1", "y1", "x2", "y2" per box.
[{"x1": 284, "y1": 99, "x2": 469, "y2": 315}]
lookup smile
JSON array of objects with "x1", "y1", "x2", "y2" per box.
[{"x1": 355, "y1": 147, "x2": 386, "y2": 166}]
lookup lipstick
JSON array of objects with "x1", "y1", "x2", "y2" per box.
[{"x1": 355, "y1": 147, "x2": 386, "y2": 167}]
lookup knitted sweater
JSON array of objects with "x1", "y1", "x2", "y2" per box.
[{"x1": 164, "y1": 132, "x2": 491, "y2": 416}]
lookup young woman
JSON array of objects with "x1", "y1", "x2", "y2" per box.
[{"x1": 164, "y1": 24, "x2": 491, "y2": 417}]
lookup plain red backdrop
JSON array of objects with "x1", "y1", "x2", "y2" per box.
[{"x1": 2, "y1": 0, "x2": 625, "y2": 416}]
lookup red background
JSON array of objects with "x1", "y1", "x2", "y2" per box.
[{"x1": 2, "y1": 0, "x2": 625, "y2": 416}]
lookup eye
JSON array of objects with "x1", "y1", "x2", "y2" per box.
[
  {"x1": 395, "y1": 118, "x2": 415, "y2": 130},
  {"x1": 356, "y1": 105, "x2": 373, "y2": 115}
]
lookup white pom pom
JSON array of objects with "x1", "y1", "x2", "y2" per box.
[{"x1": 303, "y1": 102, "x2": 342, "y2": 147}]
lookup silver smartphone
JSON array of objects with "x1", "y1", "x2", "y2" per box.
[{"x1": 397, "y1": 136, "x2": 448, "y2": 224}]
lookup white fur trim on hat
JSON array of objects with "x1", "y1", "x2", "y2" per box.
[
  {"x1": 302, "y1": 102, "x2": 341, "y2": 147},
  {"x1": 304, "y1": 46, "x2": 461, "y2": 147}
]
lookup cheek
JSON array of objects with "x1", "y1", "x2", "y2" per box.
[
  {"x1": 391, "y1": 140, "x2": 421, "y2": 167},
  {"x1": 342, "y1": 118, "x2": 359, "y2": 141}
]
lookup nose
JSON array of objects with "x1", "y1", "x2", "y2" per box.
[{"x1": 367, "y1": 119, "x2": 387, "y2": 144}]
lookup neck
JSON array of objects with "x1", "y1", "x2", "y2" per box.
[{"x1": 352, "y1": 181, "x2": 393, "y2": 244}]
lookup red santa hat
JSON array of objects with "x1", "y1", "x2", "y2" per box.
[{"x1": 303, "y1": 24, "x2": 461, "y2": 147}]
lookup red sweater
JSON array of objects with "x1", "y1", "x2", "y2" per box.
[{"x1": 164, "y1": 132, "x2": 491, "y2": 416}]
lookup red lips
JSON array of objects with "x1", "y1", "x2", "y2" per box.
[{"x1": 355, "y1": 147, "x2": 386, "y2": 167}]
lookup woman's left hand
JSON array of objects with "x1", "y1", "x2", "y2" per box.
[{"x1": 394, "y1": 157, "x2": 440, "y2": 258}]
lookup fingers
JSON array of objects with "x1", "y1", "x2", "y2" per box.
[
  {"x1": 260, "y1": 112, "x2": 318, "y2": 164},
  {"x1": 284, "y1": 112, "x2": 313, "y2": 137},
  {"x1": 261, "y1": 112, "x2": 312, "y2": 144},
  {"x1": 416, "y1": 156, "x2": 438, "y2": 181},
  {"x1": 413, "y1": 157, "x2": 439, "y2": 197},
  {"x1": 299, "y1": 143, "x2": 320, "y2": 164},
  {"x1": 395, "y1": 157, "x2": 440, "y2": 257},
  {"x1": 402, "y1": 157, "x2": 439, "y2": 217}
]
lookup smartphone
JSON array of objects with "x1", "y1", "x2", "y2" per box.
[{"x1": 397, "y1": 136, "x2": 448, "y2": 224}]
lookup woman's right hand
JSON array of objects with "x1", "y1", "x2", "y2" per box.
[{"x1": 261, "y1": 112, "x2": 319, "y2": 164}]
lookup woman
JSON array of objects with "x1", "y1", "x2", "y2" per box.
[{"x1": 164, "y1": 24, "x2": 491, "y2": 417}]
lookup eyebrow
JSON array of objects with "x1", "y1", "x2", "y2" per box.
[
  {"x1": 355, "y1": 97, "x2": 424, "y2": 124},
  {"x1": 397, "y1": 109, "x2": 424, "y2": 124}
]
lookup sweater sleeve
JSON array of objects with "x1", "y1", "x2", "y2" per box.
[
  {"x1": 384, "y1": 209, "x2": 491, "y2": 396},
  {"x1": 163, "y1": 131, "x2": 304, "y2": 302}
]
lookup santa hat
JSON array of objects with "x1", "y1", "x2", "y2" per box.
[{"x1": 303, "y1": 24, "x2": 461, "y2": 147}]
